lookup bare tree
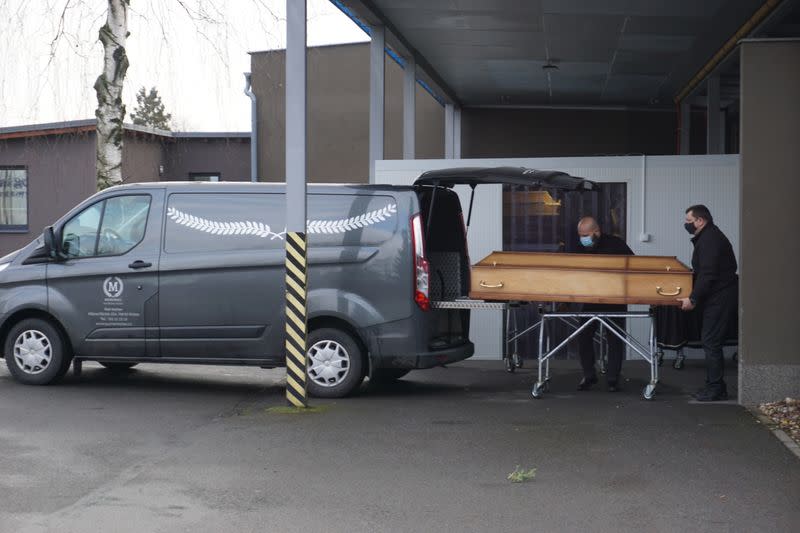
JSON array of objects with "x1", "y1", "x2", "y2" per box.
[{"x1": 94, "y1": 0, "x2": 130, "y2": 190}]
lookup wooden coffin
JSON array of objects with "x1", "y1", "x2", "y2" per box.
[{"x1": 469, "y1": 251, "x2": 692, "y2": 306}]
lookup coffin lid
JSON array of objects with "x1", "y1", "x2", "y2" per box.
[{"x1": 414, "y1": 167, "x2": 596, "y2": 191}]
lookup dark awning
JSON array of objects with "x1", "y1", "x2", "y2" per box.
[{"x1": 414, "y1": 166, "x2": 597, "y2": 191}]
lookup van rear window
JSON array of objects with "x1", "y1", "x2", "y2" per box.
[{"x1": 165, "y1": 193, "x2": 398, "y2": 254}]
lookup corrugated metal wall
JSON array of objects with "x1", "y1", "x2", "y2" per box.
[{"x1": 376, "y1": 155, "x2": 739, "y2": 360}]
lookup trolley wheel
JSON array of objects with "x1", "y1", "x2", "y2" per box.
[
  {"x1": 505, "y1": 357, "x2": 515, "y2": 373},
  {"x1": 657, "y1": 350, "x2": 664, "y2": 367},
  {"x1": 643, "y1": 383, "x2": 656, "y2": 401},
  {"x1": 532, "y1": 382, "x2": 545, "y2": 399},
  {"x1": 673, "y1": 354, "x2": 685, "y2": 370}
]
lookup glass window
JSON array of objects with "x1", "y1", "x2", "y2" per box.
[
  {"x1": 188, "y1": 173, "x2": 220, "y2": 182},
  {"x1": 61, "y1": 195, "x2": 150, "y2": 258},
  {"x1": 0, "y1": 167, "x2": 28, "y2": 230}
]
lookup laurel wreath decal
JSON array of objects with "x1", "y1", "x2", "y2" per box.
[{"x1": 167, "y1": 203, "x2": 397, "y2": 240}]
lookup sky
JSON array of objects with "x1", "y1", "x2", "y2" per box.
[{"x1": 0, "y1": 0, "x2": 368, "y2": 131}]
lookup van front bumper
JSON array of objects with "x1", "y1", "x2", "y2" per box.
[{"x1": 376, "y1": 341, "x2": 474, "y2": 370}]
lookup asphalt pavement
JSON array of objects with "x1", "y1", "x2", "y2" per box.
[{"x1": 1, "y1": 357, "x2": 798, "y2": 533}]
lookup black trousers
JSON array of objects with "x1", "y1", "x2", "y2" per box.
[
  {"x1": 578, "y1": 306, "x2": 625, "y2": 382},
  {"x1": 700, "y1": 283, "x2": 738, "y2": 392}
]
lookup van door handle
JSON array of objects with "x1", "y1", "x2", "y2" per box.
[{"x1": 128, "y1": 260, "x2": 152, "y2": 270}]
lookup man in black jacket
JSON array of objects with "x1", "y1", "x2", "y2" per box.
[
  {"x1": 576, "y1": 216, "x2": 634, "y2": 392},
  {"x1": 678, "y1": 205, "x2": 738, "y2": 402}
]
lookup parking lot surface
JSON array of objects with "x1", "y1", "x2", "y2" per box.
[{"x1": 1, "y1": 358, "x2": 798, "y2": 532}]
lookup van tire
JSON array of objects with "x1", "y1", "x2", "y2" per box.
[
  {"x1": 4, "y1": 318, "x2": 71, "y2": 385},
  {"x1": 305, "y1": 327, "x2": 364, "y2": 398},
  {"x1": 99, "y1": 362, "x2": 138, "y2": 371},
  {"x1": 370, "y1": 369, "x2": 411, "y2": 383}
]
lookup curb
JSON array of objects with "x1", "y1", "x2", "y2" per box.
[{"x1": 749, "y1": 408, "x2": 800, "y2": 460}]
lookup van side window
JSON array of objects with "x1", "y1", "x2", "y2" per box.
[
  {"x1": 165, "y1": 193, "x2": 285, "y2": 253},
  {"x1": 62, "y1": 195, "x2": 151, "y2": 258},
  {"x1": 165, "y1": 192, "x2": 397, "y2": 253}
]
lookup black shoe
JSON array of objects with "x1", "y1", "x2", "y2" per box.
[
  {"x1": 693, "y1": 388, "x2": 729, "y2": 402},
  {"x1": 607, "y1": 380, "x2": 621, "y2": 392},
  {"x1": 577, "y1": 376, "x2": 598, "y2": 391}
]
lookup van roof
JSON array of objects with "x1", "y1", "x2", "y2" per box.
[{"x1": 103, "y1": 181, "x2": 416, "y2": 193}]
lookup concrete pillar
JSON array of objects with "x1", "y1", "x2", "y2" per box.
[
  {"x1": 453, "y1": 106, "x2": 462, "y2": 159},
  {"x1": 402, "y1": 56, "x2": 416, "y2": 160},
  {"x1": 369, "y1": 25, "x2": 385, "y2": 182},
  {"x1": 707, "y1": 76, "x2": 722, "y2": 154},
  {"x1": 444, "y1": 103, "x2": 454, "y2": 159},
  {"x1": 739, "y1": 40, "x2": 800, "y2": 405},
  {"x1": 285, "y1": 0, "x2": 306, "y2": 227},
  {"x1": 680, "y1": 102, "x2": 691, "y2": 155}
]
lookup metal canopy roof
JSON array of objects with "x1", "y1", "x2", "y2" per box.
[
  {"x1": 415, "y1": 166, "x2": 596, "y2": 190},
  {"x1": 339, "y1": 0, "x2": 795, "y2": 108}
]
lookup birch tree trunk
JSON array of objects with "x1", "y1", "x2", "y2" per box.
[{"x1": 94, "y1": 0, "x2": 130, "y2": 190}]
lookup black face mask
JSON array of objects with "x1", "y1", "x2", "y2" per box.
[{"x1": 684, "y1": 222, "x2": 696, "y2": 235}]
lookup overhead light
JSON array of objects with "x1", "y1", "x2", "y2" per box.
[{"x1": 542, "y1": 63, "x2": 559, "y2": 72}]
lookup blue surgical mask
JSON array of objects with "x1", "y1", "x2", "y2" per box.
[{"x1": 580, "y1": 235, "x2": 594, "y2": 247}]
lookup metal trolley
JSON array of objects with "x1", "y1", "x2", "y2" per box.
[{"x1": 530, "y1": 310, "x2": 659, "y2": 400}]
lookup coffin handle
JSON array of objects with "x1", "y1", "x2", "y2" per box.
[
  {"x1": 656, "y1": 286, "x2": 681, "y2": 296},
  {"x1": 479, "y1": 280, "x2": 504, "y2": 289}
]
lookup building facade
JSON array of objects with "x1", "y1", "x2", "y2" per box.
[{"x1": 0, "y1": 120, "x2": 250, "y2": 255}]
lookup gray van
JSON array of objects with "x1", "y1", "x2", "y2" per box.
[{"x1": 0, "y1": 168, "x2": 593, "y2": 397}]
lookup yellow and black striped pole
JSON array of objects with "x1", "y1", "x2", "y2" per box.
[
  {"x1": 285, "y1": 0, "x2": 308, "y2": 407},
  {"x1": 285, "y1": 232, "x2": 308, "y2": 407}
]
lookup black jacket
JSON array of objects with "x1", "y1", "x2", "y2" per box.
[
  {"x1": 690, "y1": 223, "x2": 738, "y2": 304},
  {"x1": 578, "y1": 233, "x2": 634, "y2": 256}
]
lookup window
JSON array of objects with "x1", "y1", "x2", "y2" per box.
[
  {"x1": 165, "y1": 193, "x2": 397, "y2": 254},
  {"x1": 188, "y1": 173, "x2": 220, "y2": 182},
  {"x1": 61, "y1": 195, "x2": 151, "y2": 258},
  {"x1": 0, "y1": 167, "x2": 28, "y2": 230}
]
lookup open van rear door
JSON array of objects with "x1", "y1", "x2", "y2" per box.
[{"x1": 413, "y1": 166, "x2": 597, "y2": 231}]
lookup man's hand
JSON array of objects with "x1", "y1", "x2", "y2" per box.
[{"x1": 678, "y1": 297, "x2": 695, "y2": 311}]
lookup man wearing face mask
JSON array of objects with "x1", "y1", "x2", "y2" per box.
[
  {"x1": 575, "y1": 216, "x2": 634, "y2": 392},
  {"x1": 677, "y1": 205, "x2": 738, "y2": 402}
]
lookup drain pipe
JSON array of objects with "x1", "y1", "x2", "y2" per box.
[{"x1": 243, "y1": 72, "x2": 258, "y2": 182}]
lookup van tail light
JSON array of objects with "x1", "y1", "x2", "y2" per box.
[{"x1": 410, "y1": 213, "x2": 430, "y2": 311}]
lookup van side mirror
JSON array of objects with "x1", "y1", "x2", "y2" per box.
[{"x1": 43, "y1": 226, "x2": 61, "y2": 259}]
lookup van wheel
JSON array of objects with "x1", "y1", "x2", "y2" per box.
[
  {"x1": 306, "y1": 328, "x2": 364, "y2": 398},
  {"x1": 370, "y1": 369, "x2": 411, "y2": 383},
  {"x1": 4, "y1": 318, "x2": 71, "y2": 385},
  {"x1": 99, "y1": 362, "x2": 138, "y2": 371}
]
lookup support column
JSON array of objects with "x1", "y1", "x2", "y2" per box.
[
  {"x1": 369, "y1": 25, "x2": 385, "y2": 182},
  {"x1": 707, "y1": 76, "x2": 722, "y2": 154},
  {"x1": 444, "y1": 103, "x2": 454, "y2": 159},
  {"x1": 453, "y1": 106, "x2": 462, "y2": 159},
  {"x1": 402, "y1": 55, "x2": 416, "y2": 160},
  {"x1": 284, "y1": 0, "x2": 308, "y2": 408},
  {"x1": 679, "y1": 102, "x2": 691, "y2": 155},
  {"x1": 739, "y1": 40, "x2": 800, "y2": 405}
]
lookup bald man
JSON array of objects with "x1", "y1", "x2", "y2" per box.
[{"x1": 575, "y1": 217, "x2": 633, "y2": 392}]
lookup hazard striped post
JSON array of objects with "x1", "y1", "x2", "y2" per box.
[
  {"x1": 285, "y1": 232, "x2": 308, "y2": 407},
  {"x1": 285, "y1": 0, "x2": 308, "y2": 407}
]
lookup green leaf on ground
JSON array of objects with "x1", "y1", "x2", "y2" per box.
[{"x1": 508, "y1": 465, "x2": 537, "y2": 483}]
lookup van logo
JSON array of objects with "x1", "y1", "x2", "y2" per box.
[
  {"x1": 166, "y1": 204, "x2": 397, "y2": 239},
  {"x1": 103, "y1": 277, "x2": 124, "y2": 298}
]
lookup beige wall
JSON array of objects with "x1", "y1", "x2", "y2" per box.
[
  {"x1": 738, "y1": 41, "x2": 800, "y2": 404},
  {"x1": 163, "y1": 138, "x2": 250, "y2": 181},
  {"x1": 251, "y1": 43, "x2": 444, "y2": 183},
  {"x1": 0, "y1": 132, "x2": 95, "y2": 255}
]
